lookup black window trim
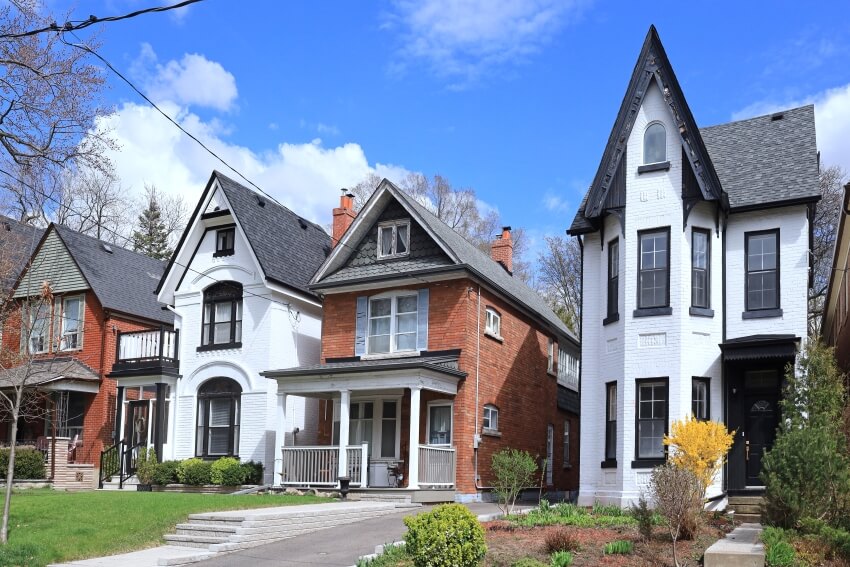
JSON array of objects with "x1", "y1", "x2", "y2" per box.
[
  {"x1": 744, "y1": 228, "x2": 781, "y2": 315},
  {"x1": 602, "y1": 380, "x2": 617, "y2": 468},
  {"x1": 632, "y1": 377, "x2": 669, "y2": 468},
  {"x1": 691, "y1": 227, "x2": 711, "y2": 311},
  {"x1": 634, "y1": 226, "x2": 671, "y2": 317},
  {"x1": 692, "y1": 376, "x2": 711, "y2": 421},
  {"x1": 213, "y1": 225, "x2": 236, "y2": 258},
  {"x1": 605, "y1": 237, "x2": 619, "y2": 325},
  {"x1": 196, "y1": 378, "x2": 241, "y2": 459},
  {"x1": 198, "y1": 281, "x2": 243, "y2": 351}
]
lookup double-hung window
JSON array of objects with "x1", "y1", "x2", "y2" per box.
[
  {"x1": 547, "y1": 338, "x2": 555, "y2": 373},
  {"x1": 692, "y1": 377, "x2": 710, "y2": 421},
  {"x1": 214, "y1": 227, "x2": 235, "y2": 257},
  {"x1": 605, "y1": 382, "x2": 616, "y2": 463},
  {"x1": 691, "y1": 229, "x2": 710, "y2": 310},
  {"x1": 377, "y1": 220, "x2": 410, "y2": 259},
  {"x1": 24, "y1": 301, "x2": 51, "y2": 354},
  {"x1": 636, "y1": 379, "x2": 668, "y2": 463},
  {"x1": 607, "y1": 238, "x2": 619, "y2": 321},
  {"x1": 483, "y1": 404, "x2": 499, "y2": 432},
  {"x1": 638, "y1": 229, "x2": 670, "y2": 310},
  {"x1": 557, "y1": 348, "x2": 579, "y2": 391},
  {"x1": 196, "y1": 378, "x2": 241, "y2": 458},
  {"x1": 563, "y1": 421, "x2": 571, "y2": 468},
  {"x1": 201, "y1": 282, "x2": 243, "y2": 349},
  {"x1": 746, "y1": 230, "x2": 779, "y2": 311},
  {"x1": 59, "y1": 294, "x2": 84, "y2": 350},
  {"x1": 368, "y1": 294, "x2": 418, "y2": 354},
  {"x1": 428, "y1": 403, "x2": 452, "y2": 446},
  {"x1": 485, "y1": 308, "x2": 501, "y2": 338}
]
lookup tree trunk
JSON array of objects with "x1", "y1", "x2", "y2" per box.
[{"x1": 1, "y1": 397, "x2": 21, "y2": 544}]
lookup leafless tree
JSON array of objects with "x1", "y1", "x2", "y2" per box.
[
  {"x1": 138, "y1": 184, "x2": 188, "y2": 248},
  {"x1": 55, "y1": 169, "x2": 131, "y2": 243},
  {"x1": 810, "y1": 165, "x2": 847, "y2": 337},
  {"x1": 650, "y1": 463, "x2": 703, "y2": 567},
  {"x1": 0, "y1": 1, "x2": 115, "y2": 225},
  {"x1": 537, "y1": 235, "x2": 582, "y2": 334}
]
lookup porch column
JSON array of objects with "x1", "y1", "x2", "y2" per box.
[
  {"x1": 337, "y1": 389, "x2": 350, "y2": 481},
  {"x1": 274, "y1": 390, "x2": 287, "y2": 486},
  {"x1": 153, "y1": 383, "x2": 166, "y2": 462},
  {"x1": 113, "y1": 386, "x2": 124, "y2": 445},
  {"x1": 408, "y1": 386, "x2": 421, "y2": 489}
]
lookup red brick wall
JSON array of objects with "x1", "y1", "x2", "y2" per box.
[{"x1": 317, "y1": 278, "x2": 579, "y2": 495}]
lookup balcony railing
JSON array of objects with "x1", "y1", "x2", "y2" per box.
[
  {"x1": 279, "y1": 444, "x2": 369, "y2": 487},
  {"x1": 111, "y1": 328, "x2": 179, "y2": 375},
  {"x1": 418, "y1": 445, "x2": 456, "y2": 488}
]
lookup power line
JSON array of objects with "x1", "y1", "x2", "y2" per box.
[{"x1": 1, "y1": 0, "x2": 205, "y2": 40}]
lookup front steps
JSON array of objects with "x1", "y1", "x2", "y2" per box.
[
  {"x1": 163, "y1": 501, "x2": 418, "y2": 553},
  {"x1": 727, "y1": 495, "x2": 763, "y2": 524},
  {"x1": 100, "y1": 476, "x2": 139, "y2": 490},
  {"x1": 704, "y1": 523, "x2": 765, "y2": 567}
]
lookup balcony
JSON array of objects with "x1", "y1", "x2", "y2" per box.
[{"x1": 109, "y1": 328, "x2": 179, "y2": 378}]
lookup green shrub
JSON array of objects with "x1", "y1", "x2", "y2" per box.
[
  {"x1": 210, "y1": 457, "x2": 246, "y2": 486},
  {"x1": 821, "y1": 526, "x2": 850, "y2": 560},
  {"x1": 241, "y1": 461, "x2": 264, "y2": 485},
  {"x1": 403, "y1": 504, "x2": 486, "y2": 567},
  {"x1": 630, "y1": 495, "x2": 654, "y2": 540},
  {"x1": 765, "y1": 541, "x2": 795, "y2": 567},
  {"x1": 549, "y1": 551, "x2": 573, "y2": 567},
  {"x1": 152, "y1": 460, "x2": 180, "y2": 485},
  {"x1": 135, "y1": 447, "x2": 158, "y2": 485},
  {"x1": 543, "y1": 527, "x2": 580, "y2": 554},
  {"x1": 511, "y1": 559, "x2": 547, "y2": 567},
  {"x1": 356, "y1": 543, "x2": 408, "y2": 566},
  {"x1": 177, "y1": 458, "x2": 212, "y2": 485},
  {"x1": 0, "y1": 447, "x2": 46, "y2": 479},
  {"x1": 491, "y1": 448, "x2": 538, "y2": 515},
  {"x1": 603, "y1": 540, "x2": 633, "y2": 555},
  {"x1": 761, "y1": 527, "x2": 787, "y2": 548}
]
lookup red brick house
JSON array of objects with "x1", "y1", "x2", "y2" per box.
[
  {"x1": 264, "y1": 180, "x2": 580, "y2": 502},
  {"x1": 0, "y1": 222, "x2": 173, "y2": 467}
]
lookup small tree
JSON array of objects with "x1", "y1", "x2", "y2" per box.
[
  {"x1": 132, "y1": 192, "x2": 172, "y2": 260},
  {"x1": 663, "y1": 417, "x2": 735, "y2": 501},
  {"x1": 650, "y1": 463, "x2": 702, "y2": 567},
  {"x1": 491, "y1": 448, "x2": 537, "y2": 515}
]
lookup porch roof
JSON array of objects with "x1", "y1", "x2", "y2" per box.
[
  {"x1": 719, "y1": 334, "x2": 801, "y2": 361},
  {"x1": 263, "y1": 351, "x2": 466, "y2": 379},
  {"x1": 0, "y1": 357, "x2": 100, "y2": 392}
]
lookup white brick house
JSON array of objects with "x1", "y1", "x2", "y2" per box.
[
  {"x1": 568, "y1": 27, "x2": 820, "y2": 507},
  {"x1": 109, "y1": 171, "x2": 329, "y2": 484}
]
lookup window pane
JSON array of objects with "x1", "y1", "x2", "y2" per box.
[
  {"x1": 429, "y1": 406, "x2": 451, "y2": 445},
  {"x1": 370, "y1": 316, "x2": 391, "y2": 336},
  {"x1": 215, "y1": 302, "x2": 232, "y2": 323},
  {"x1": 209, "y1": 399, "x2": 231, "y2": 427},
  {"x1": 396, "y1": 312, "x2": 417, "y2": 333},
  {"x1": 638, "y1": 420, "x2": 665, "y2": 458},
  {"x1": 369, "y1": 335, "x2": 390, "y2": 353},
  {"x1": 370, "y1": 298, "x2": 391, "y2": 317},
  {"x1": 380, "y1": 227, "x2": 394, "y2": 256},
  {"x1": 214, "y1": 322, "x2": 231, "y2": 344},
  {"x1": 396, "y1": 224, "x2": 408, "y2": 254},
  {"x1": 396, "y1": 333, "x2": 416, "y2": 351},
  {"x1": 350, "y1": 403, "x2": 359, "y2": 420},
  {"x1": 363, "y1": 402, "x2": 373, "y2": 419},
  {"x1": 234, "y1": 321, "x2": 242, "y2": 343},
  {"x1": 208, "y1": 428, "x2": 230, "y2": 455},
  {"x1": 610, "y1": 241, "x2": 619, "y2": 277},
  {"x1": 202, "y1": 323, "x2": 210, "y2": 346},
  {"x1": 397, "y1": 295, "x2": 417, "y2": 313},
  {"x1": 644, "y1": 123, "x2": 666, "y2": 164}
]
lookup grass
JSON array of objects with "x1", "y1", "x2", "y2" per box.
[
  {"x1": 356, "y1": 543, "x2": 410, "y2": 567},
  {"x1": 0, "y1": 488, "x2": 326, "y2": 567}
]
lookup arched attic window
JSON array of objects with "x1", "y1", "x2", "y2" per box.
[
  {"x1": 643, "y1": 122, "x2": 667, "y2": 164},
  {"x1": 196, "y1": 377, "x2": 241, "y2": 457},
  {"x1": 200, "y1": 281, "x2": 243, "y2": 349}
]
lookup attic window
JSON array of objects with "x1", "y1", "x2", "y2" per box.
[
  {"x1": 377, "y1": 220, "x2": 410, "y2": 260},
  {"x1": 643, "y1": 122, "x2": 667, "y2": 164},
  {"x1": 214, "y1": 227, "x2": 235, "y2": 257}
]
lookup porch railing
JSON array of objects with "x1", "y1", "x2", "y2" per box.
[
  {"x1": 115, "y1": 328, "x2": 179, "y2": 365},
  {"x1": 279, "y1": 444, "x2": 368, "y2": 487},
  {"x1": 419, "y1": 445, "x2": 456, "y2": 488}
]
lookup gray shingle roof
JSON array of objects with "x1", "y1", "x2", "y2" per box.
[
  {"x1": 700, "y1": 105, "x2": 820, "y2": 210},
  {"x1": 53, "y1": 225, "x2": 172, "y2": 325},
  {"x1": 0, "y1": 216, "x2": 44, "y2": 294},
  {"x1": 214, "y1": 172, "x2": 331, "y2": 297},
  {"x1": 262, "y1": 351, "x2": 466, "y2": 378},
  {"x1": 0, "y1": 357, "x2": 100, "y2": 388}
]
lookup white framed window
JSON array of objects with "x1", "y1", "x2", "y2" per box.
[
  {"x1": 643, "y1": 122, "x2": 666, "y2": 164},
  {"x1": 23, "y1": 301, "x2": 51, "y2": 354},
  {"x1": 547, "y1": 338, "x2": 555, "y2": 373},
  {"x1": 482, "y1": 404, "x2": 499, "y2": 432},
  {"x1": 331, "y1": 396, "x2": 402, "y2": 460},
  {"x1": 557, "y1": 348, "x2": 579, "y2": 391},
  {"x1": 59, "y1": 294, "x2": 84, "y2": 350},
  {"x1": 485, "y1": 308, "x2": 501, "y2": 338},
  {"x1": 563, "y1": 421, "x2": 571, "y2": 468},
  {"x1": 427, "y1": 401, "x2": 453, "y2": 446},
  {"x1": 377, "y1": 220, "x2": 410, "y2": 259},
  {"x1": 367, "y1": 293, "x2": 418, "y2": 354}
]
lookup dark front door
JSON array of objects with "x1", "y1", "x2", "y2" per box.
[
  {"x1": 744, "y1": 394, "x2": 778, "y2": 486},
  {"x1": 124, "y1": 400, "x2": 149, "y2": 474}
]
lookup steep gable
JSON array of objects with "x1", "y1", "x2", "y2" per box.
[{"x1": 13, "y1": 228, "x2": 89, "y2": 298}]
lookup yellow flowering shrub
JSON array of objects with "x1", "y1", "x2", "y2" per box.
[{"x1": 663, "y1": 417, "x2": 735, "y2": 499}]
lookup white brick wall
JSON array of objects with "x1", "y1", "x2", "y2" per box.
[{"x1": 578, "y1": 82, "x2": 807, "y2": 506}]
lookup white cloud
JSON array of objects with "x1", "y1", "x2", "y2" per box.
[
  {"x1": 386, "y1": 0, "x2": 586, "y2": 88},
  {"x1": 542, "y1": 190, "x2": 570, "y2": 213},
  {"x1": 131, "y1": 43, "x2": 238, "y2": 112},
  {"x1": 733, "y1": 83, "x2": 850, "y2": 173},
  {"x1": 316, "y1": 123, "x2": 341, "y2": 136}
]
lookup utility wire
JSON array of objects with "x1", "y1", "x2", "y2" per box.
[{"x1": 1, "y1": 0, "x2": 205, "y2": 39}]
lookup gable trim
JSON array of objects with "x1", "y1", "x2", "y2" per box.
[{"x1": 11, "y1": 225, "x2": 92, "y2": 300}]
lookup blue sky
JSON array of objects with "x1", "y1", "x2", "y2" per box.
[{"x1": 61, "y1": 0, "x2": 850, "y2": 256}]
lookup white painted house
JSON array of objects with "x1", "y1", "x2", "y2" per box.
[
  {"x1": 108, "y1": 171, "x2": 330, "y2": 484},
  {"x1": 568, "y1": 27, "x2": 820, "y2": 507}
]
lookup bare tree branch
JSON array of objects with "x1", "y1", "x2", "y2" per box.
[{"x1": 809, "y1": 165, "x2": 847, "y2": 337}]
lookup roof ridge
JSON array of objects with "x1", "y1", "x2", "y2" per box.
[
  {"x1": 700, "y1": 104, "x2": 814, "y2": 131},
  {"x1": 53, "y1": 222, "x2": 166, "y2": 265}
]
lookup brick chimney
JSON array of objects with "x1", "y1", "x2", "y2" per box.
[
  {"x1": 491, "y1": 226, "x2": 513, "y2": 274},
  {"x1": 332, "y1": 189, "x2": 356, "y2": 248}
]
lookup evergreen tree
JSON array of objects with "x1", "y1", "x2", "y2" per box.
[{"x1": 132, "y1": 196, "x2": 172, "y2": 260}]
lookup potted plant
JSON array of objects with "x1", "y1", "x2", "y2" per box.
[{"x1": 136, "y1": 447, "x2": 157, "y2": 492}]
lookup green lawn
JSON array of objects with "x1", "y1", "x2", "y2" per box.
[{"x1": 0, "y1": 489, "x2": 327, "y2": 567}]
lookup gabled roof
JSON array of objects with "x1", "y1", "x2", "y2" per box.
[
  {"x1": 0, "y1": 357, "x2": 100, "y2": 389},
  {"x1": 700, "y1": 105, "x2": 820, "y2": 210},
  {"x1": 313, "y1": 180, "x2": 577, "y2": 343},
  {"x1": 158, "y1": 171, "x2": 331, "y2": 299},
  {"x1": 0, "y1": 216, "x2": 44, "y2": 295},
  {"x1": 51, "y1": 225, "x2": 173, "y2": 325}
]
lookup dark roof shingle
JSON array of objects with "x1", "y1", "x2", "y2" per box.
[{"x1": 0, "y1": 216, "x2": 44, "y2": 294}]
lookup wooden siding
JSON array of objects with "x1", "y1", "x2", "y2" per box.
[{"x1": 13, "y1": 230, "x2": 89, "y2": 298}]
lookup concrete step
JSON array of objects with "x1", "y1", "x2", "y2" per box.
[
  {"x1": 727, "y1": 496, "x2": 763, "y2": 506},
  {"x1": 352, "y1": 493, "x2": 413, "y2": 504},
  {"x1": 162, "y1": 534, "x2": 229, "y2": 549},
  {"x1": 729, "y1": 504, "x2": 762, "y2": 515},
  {"x1": 704, "y1": 523, "x2": 765, "y2": 567},
  {"x1": 175, "y1": 523, "x2": 239, "y2": 537},
  {"x1": 734, "y1": 513, "x2": 762, "y2": 523}
]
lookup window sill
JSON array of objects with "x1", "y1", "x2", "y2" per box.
[
  {"x1": 637, "y1": 161, "x2": 671, "y2": 174},
  {"x1": 547, "y1": 370, "x2": 557, "y2": 378},
  {"x1": 689, "y1": 307, "x2": 715, "y2": 318},
  {"x1": 601, "y1": 459, "x2": 618, "y2": 469},
  {"x1": 631, "y1": 458, "x2": 666, "y2": 469},
  {"x1": 603, "y1": 313, "x2": 619, "y2": 326},
  {"x1": 361, "y1": 351, "x2": 421, "y2": 360},
  {"x1": 484, "y1": 331, "x2": 504, "y2": 343},
  {"x1": 742, "y1": 308, "x2": 783, "y2": 319},
  {"x1": 563, "y1": 464, "x2": 572, "y2": 470},
  {"x1": 376, "y1": 253, "x2": 410, "y2": 261},
  {"x1": 482, "y1": 428, "x2": 502, "y2": 438},
  {"x1": 213, "y1": 250, "x2": 234, "y2": 258},
  {"x1": 633, "y1": 307, "x2": 672, "y2": 318},
  {"x1": 197, "y1": 342, "x2": 242, "y2": 352}
]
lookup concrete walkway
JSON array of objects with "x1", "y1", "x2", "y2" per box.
[{"x1": 704, "y1": 523, "x2": 765, "y2": 567}]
